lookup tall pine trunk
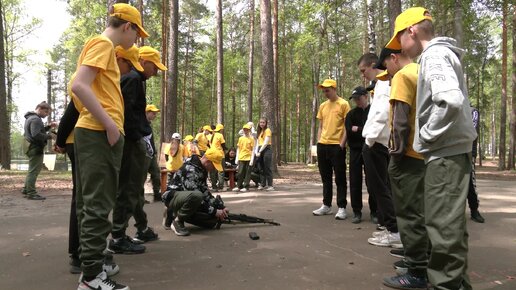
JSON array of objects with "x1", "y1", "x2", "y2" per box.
[
  {"x1": 508, "y1": 6, "x2": 516, "y2": 170},
  {"x1": 0, "y1": 0, "x2": 10, "y2": 169},
  {"x1": 216, "y1": 0, "x2": 224, "y2": 124},
  {"x1": 499, "y1": 0, "x2": 508, "y2": 170},
  {"x1": 260, "y1": 0, "x2": 277, "y2": 172},
  {"x1": 388, "y1": 0, "x2": 401, "y2": 35},
  {"x1": 164, "y1": 0, "x2": 179, "y2": 142},
  {"x1": 272, "y1": 0, "x2": 280, "y2": 166},
  {"x1": 247, "y1": 0, "x2": 255, "y2": 121},
  {"x1": 161, "y1": 0, "x2": 168, "y2": 140}
]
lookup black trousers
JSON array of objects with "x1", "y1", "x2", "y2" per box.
[
  {"x1": 66, "y1": 144, "x2": 79, "y2": 258},
  {"x1": 467, "y1": 157, "x2": 479, "y2": 211},
  {"x1": 349, "y1": 147, "x2": 377, "y2": 215},
  {"x1": 317, "y1": 143, "x2": 347, "y2": 208},
  {"x1": 362, "y1": 142, "x2": 397, "y2": 232}
]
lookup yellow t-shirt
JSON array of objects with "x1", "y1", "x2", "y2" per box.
[
  {"x1": 389, "y1": 63, "x2": 423, "y2": 160},
  {"x1": 184, "y1": 142, "x2": 200, "y2": 157},
  {"x1": 317, "y1": 97, "x2": 350, "y2": 144},
  {"x1": 165, "y1": 143, "x2": 188, "y2": 171},
  {"x1": 258, "y1": 128, "x2": 272, "y2": 146},
  {"x1": 209, "y1": 132, "x2": 225, "y2": 152},
  {"x1": 72, "y1": 35, "x2": 125, "y2": 134},
  {"x1": 195, "y1": 132, "x2": 209, "y2": 151},
  {"x1": 237, "y1": 135, "x2": 255, "y2": 161}
]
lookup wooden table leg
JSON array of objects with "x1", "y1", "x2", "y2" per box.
[
  {"x1": 160, "y1": 171, "x2": 168, "y2": 193},
  {"x1": 228, "y1": 171, "x2": 235, "y2": 190}
]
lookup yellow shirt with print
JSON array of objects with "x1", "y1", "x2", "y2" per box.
[
  {"x1": 195, "y1": 132, "x2": 209, "y2": 151},
  {"x1": 258, "y1": 128, "x2": 272, "y2": 146},
  {"x1": 72, "y1": 35, "x2": 124, "y2": 134},
  {"x1": 165, "y1": 143, "x2": 188, "y2": 171},
  {"x1": 389, "y1": 63, "x2": 423, "y2": 160},
  {"x1": 237, "y1": 135, "x2": 255, "y2": 161},
  {"x1": 317, "y1": 97, "x2": 350, "y2": 144},
  {"x1": 210, "y1": 132, "x2": 225, "y2": 152}
]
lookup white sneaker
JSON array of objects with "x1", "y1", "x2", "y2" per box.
[
  {"x1": 372, "y1": 229, "x2": 387, "y2": 238},
  {"x1": 312, "y1": 205, "x2": 332, "y2": 216},
  {"x1": 232, "y1": 187, "x2": 240, "y2": 192},
  {"x1": 240, "y1": 188, "x2": 248, "y2": 192},
  {"x1": 265, "y1": 186, "x2": 275, "y2": 191},
  {"x1": 335, "y1": 208, "x2": 347, "y2": 220},
  {"x1": 78, "y1": 271, "x2": 129, "y2": 290},
  {"x1": 257, "y1": 185, "x2": 264, "y2": 190},
  {"x1": 367, "y1": 231, "x2": 402, "y2": 248}
]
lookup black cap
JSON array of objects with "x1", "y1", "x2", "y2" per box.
[
  {"x1": 374, "y1": 47, "x2": 402, "y2": 70},
  {"x1": 350, "y1": 86, "x2": 368, "y2": 100}
]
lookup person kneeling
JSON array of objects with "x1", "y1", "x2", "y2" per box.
[{"x1": 162, "y1": 147, "x2": 229, "y2": 236}]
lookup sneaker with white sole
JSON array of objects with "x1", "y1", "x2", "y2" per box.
[
  {"x1": 232, "y1": 187, "x2": 240, "y2": 192},
  {"x1": 312, "y1": 205, "x2": 332, "y2": 216},
  {"x1": 335, "y1": 208, "x2": 347, "y2": 220},
  {"x1": 372, "y1": 229, "x2": 387, "y2": 238},
  {"x1": 257, "y1": 185, "x2": 264, "y2": 190},
  {"x1": 265, "y1": 186, "x2": 275, "y2": 191},
  {"x1": 367, "y1": 231, "x2": 402, "y2": 248},
  {"x1": 78, "y1": 271, "x2": 128, "y2": 290},
  {"x1": 240, "y1": 188, "x2": 248, "y2": 192}
]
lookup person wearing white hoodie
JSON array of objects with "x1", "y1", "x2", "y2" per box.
[
  {"x1": 385, "y1": 7, "x2": 477, "y2": 290},
  {"x1": 357, "y1": 52, "x2": 401, "y2": 248}
]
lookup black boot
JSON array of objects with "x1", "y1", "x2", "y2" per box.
[{"x1": 471, "y1": 210, "x2": 485, "y2": 223}]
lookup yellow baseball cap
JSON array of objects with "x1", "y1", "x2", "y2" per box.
[
  {"x1": 386, "y1": 7, "x2": 433, "y2": 50},
  {"x1": 183, "y1": 135, "x2": 194, "y2": 142},
  {"x1": 202, "y1": 125, "x2": 212, "y2": 132},
  {"x1": 242, "y1": 123, "x2": 252, "y2": 130},
  {"x1": 139, "y1": 46, "x2": 167, "y2": 71},
  {"x1": 376, "y1": 70, "x2": 390, "y2": 81},
  {"x1": 214, "y1": 124, "x2": 224, "y2": 132},
  {"x1": 204, "y1": 147, "x2": 223, "y2": 172},
  {"x1": 146, "y1": 104, "x2": 160, "y2": 112},
  {"x1": 110, "y1": 3, "x2": 149, "y2": 38},
  {"x1": 317, "y1": 79, "x2": 337, "y2": 89},
  {"x1": 115, "y1": 45, "x2": 144, "y2": 72}
]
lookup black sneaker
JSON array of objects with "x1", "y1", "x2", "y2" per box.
[
  {"x1": 171, "y1": 218, "x2": 190, "y2": 236},
  {"x1": 390, "y1": 248, "x2": 405, "y2": 259},
  {"x1": 352, "y1": 212, "x2": 362, "y2": 224},
  {"x1": 153, "y1": 193, "x2": 162, "y2": 202},
  {"x1": 69, "y1": 256, "x2": 81, "y2": 274},
  {"x1": 383, "y1": 273, "x2": 428, "y2": 290},
  {"x1": 107, "y1": 236, "x2": 146, "y2": 254},
  {"x1": 393, "y1": 259, "x2": 408, "y2": 270},
  {"x1": 370, "y1": 212, "x2": 378, "y2": 224},
  {"x1": 471, "y1": 210, "x2": 485, "y2": 223},
  {"x1": 132, "y1": 227, "x2": 159, "y2": 244},
  {"x1": 27, "y1": 194, "x2": 46, "y2": 200},
  {"x1": 78, "y1": 271, "x2": 128, "y2": 290}
]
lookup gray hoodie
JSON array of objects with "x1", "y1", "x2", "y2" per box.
[
  {"x1": 24, "y1": 111, "x2": 51, "y2": 148},
  {"x1": 413, "y1": 37, "x2": 477, "y2": 163}
]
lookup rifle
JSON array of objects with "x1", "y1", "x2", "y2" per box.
[{"x1": 215, "y1": 213, "x2": 280, "y2": 229}]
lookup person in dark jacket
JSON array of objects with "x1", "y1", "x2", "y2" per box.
[
  {"x1": 345, "y1": 86, "x2": 377, "y2": 224},
  {"x1": 468, "y1": 106, "x2": 485, "y2": 223},
  {"x1": 22, "y1": 101, "x2": 56, "y2": 200},
  {"x1": 162, "y1": 147, "x2": 228, "y2": 236}
]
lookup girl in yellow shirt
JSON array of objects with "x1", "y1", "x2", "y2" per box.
[
  {"x1": 232, "y1": 124, "x2": 255, "y2": 193},
  {"x1": 255, "y1": 117, "x2": 274, "y2": 191},
  {"x1": 165, "y1": 133, "x2": 188, "y2": 172}
]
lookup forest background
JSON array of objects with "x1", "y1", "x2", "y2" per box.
[{"x1": 0, "y1": 0, "x2": 514, "y2": 173}]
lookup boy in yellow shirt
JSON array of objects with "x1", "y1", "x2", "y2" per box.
[
  {"x1": 195, "y1": 125, "x2": 211, "y2": 155},
  {"x1": 71, "y1": 3, "x2": 147, "y2": 290},
  {"x1": 208, "y1": 124, "x2": 227, "y2": 190},
  {"x1": 232, "y1": 124, "x2": 256, "y2": 193}
]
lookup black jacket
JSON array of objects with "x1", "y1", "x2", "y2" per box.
[
  {"x1": 345, "y1": 105, "x2": 370, "y2": 149},
  {"x1": 121, "y1": 69, "x2": 152, "y2": 141},
  {"x1": 56, "y1": 100, "x2": 79, "y2": 147}
]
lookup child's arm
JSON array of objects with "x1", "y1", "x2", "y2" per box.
[{"x1": 71, "y1": 65, "x2": 120, "y2": 146}]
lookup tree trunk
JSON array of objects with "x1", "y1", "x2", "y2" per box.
[
  {"x1": 366, "y1": 0, "x2": 376, "y2": 53},
  {"x1": 272, "y1": 0, "x2": 280, "y2": 166},
  {"x1": 388, "y1": 0, "x2": 401, "y2": 36},
  {"x1": 216, "y1": 0, "x2": 224, "y2": 125},
  {"x1": 231, "y1": 77, "x2": 236, "y2": 147},
  {"x1": 161, "y1": 0, "x2": 168, "y2": 137},
  {"x1": 190, "y1": 66, "x2": 195, "y2": 136},
  {"x1": 296, "y1": 63, "x2": 301, "y2": 163},
  {"x1": 164, "y1": 0, "x2": 179, "y2": 142},
  {"x1": 362, "y1": 0, "x2": 368, "y2": 54},
  {"x1": 137, "y1": 0, "x2": 144, "y2": 46},
  {"x1": 247, "y1": 0, "x2": 255, "y2": 121},
  {"x1": 260, "y1": 0, "x2": 277, "y2": 172},
  {"x1": 0, "y1": 0, "x2": 10, "y2": 169},
  {"x1": 46, "y1": 69, "x2": 53, "y2": 153},
  {"x1": 499, "y1": 0, "x2": 508, "y2": 170},
  {"x1": 453, "y1": 0, "x2": 463, "y2": 48},
  {"x1": 508, "y1": 6, "x2": 516, "y2": 170},
  {"x1": 181, "y1": 16, "x2": 192, "y2": 137}
]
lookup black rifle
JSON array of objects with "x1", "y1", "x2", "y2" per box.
[{"x1": 215, "y1": 213, "x2": 281, "y2": 229}]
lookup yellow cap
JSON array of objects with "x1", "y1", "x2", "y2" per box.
[
  {"x1": 183, "y1": 135, "x2": 194, "y2": 142},
  {"x1": 376, "y1": 70, "x2": 390, "y2": 81},
  {"x1": 146, "y1": 104, "x2": 160, "y2": 112},
  {"x1": 386, "y1": 7, "x2": 433, "y2": 50},
  {"x1": 110, "y1": 3, "x2": 149, "y2": 38},
  {"x1": 139, "y1": 46, "x2": 167, "y2": 71},
  {"x1": 204, "y1": 147, "x2": 223, "y2": 172},
  {"x1": 242, "y1": 123, "x2": 251, "y2": 130},
  {"x1": 115, "y1": 45, "x2": 144, "y2": 72},
  {"x1": 202, "y1": 125, "x2": 212, "y2": 132},
  {"x1": 317, "y1": 79, "x2": 337, "y2": 89},
  {"x1": 214, "y1": 124, "x2": 224, "y2": 132}
]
